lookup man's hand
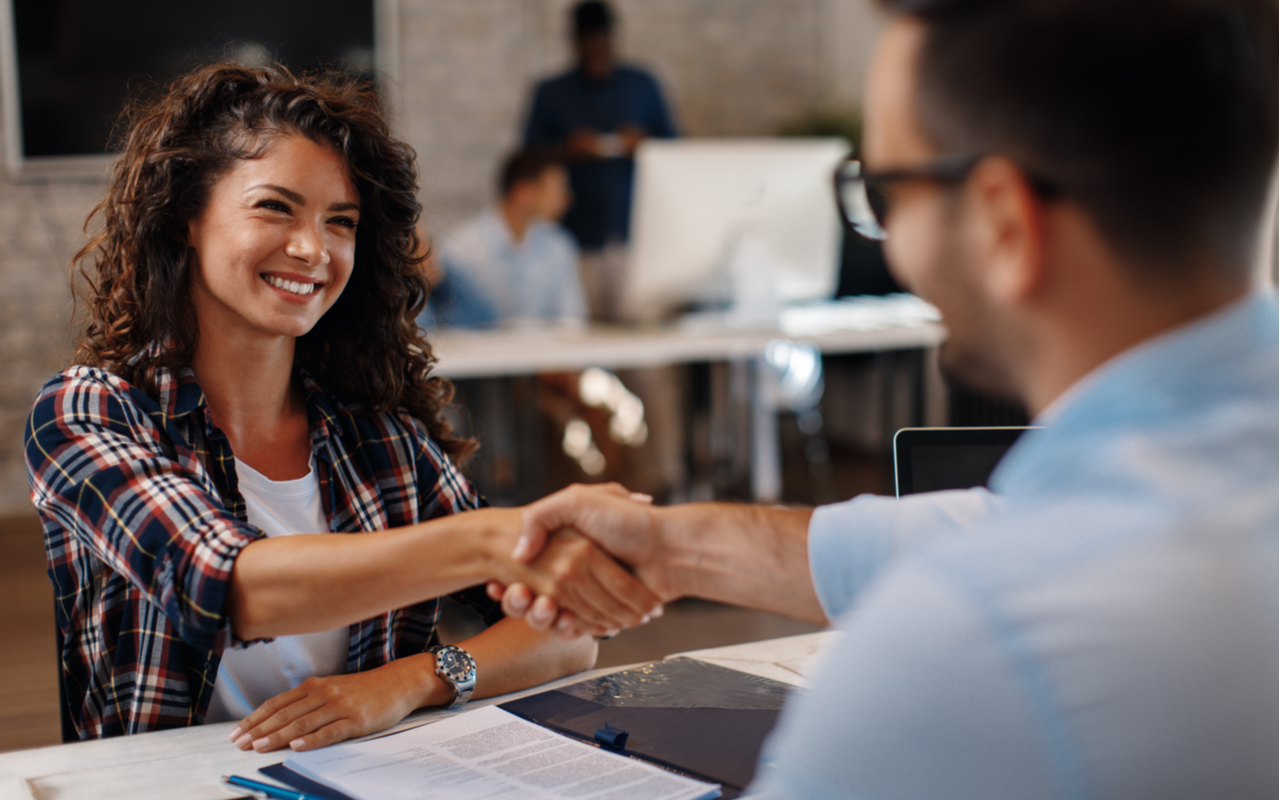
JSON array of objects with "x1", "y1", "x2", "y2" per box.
[
  {"x1": 229, "y1": 658, "x2": 430, "y2": 753},
  {"x1": 564, "y1": 128, "x2": 602, "y2": 160},
  {"x1": 616, "y1": 124, "x2": 646, "y2": 156},
  {"x1": 500, "y1": 526, "x2": 663, "y2": 638}
]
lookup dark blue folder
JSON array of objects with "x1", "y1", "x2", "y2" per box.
[{"x1": 499, "y1": 657, "x2": 795, "y2": 797}]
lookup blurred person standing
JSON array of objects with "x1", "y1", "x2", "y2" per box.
[{"x1": 522, "y1": 0, "x2": 677, "y2": 320}]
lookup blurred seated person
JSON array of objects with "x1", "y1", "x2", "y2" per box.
[{"x1": 427, "y1": 148, "x2": 586, "y2": 329}]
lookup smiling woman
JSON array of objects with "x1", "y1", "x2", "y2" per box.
[{"x1": 23, "y1": 63, "x2": 661, "y2": 751}]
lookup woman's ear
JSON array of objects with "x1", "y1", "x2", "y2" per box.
[{"x1": 963, "y1": 156, "x2": 1049, "y2": 305}]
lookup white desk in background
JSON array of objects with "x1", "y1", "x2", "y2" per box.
[
  {"x1": 429, "y1": 295, "x2": 947, "y2": 501},
  {"x1": 0, "y1": 632, "x2": 836, "y2": 800}
]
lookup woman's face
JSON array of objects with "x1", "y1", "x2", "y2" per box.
[{"x1": 187, "y1": 133, "x2": 359, "y2": 343}]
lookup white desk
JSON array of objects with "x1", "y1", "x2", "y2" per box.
[
  {"x1": 429, "y1": 320, "x2": 945, "y2": 379},
  {"x1": 0, "y1": 632, "x2": 836, "y2": 800},
  {"x1": 428, "y1": 297, "x2": 946, "y2": 500}
]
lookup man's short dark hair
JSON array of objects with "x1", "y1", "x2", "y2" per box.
[
  {"x1": 881, "y1": 0, "x2": 1278, "y2": 278},
  {"x1": 498, "y1": 148, "x2": 562, "y2": 197},
  {"x1": 572, "y1": 1, "x2": 614, "y2": 38}
]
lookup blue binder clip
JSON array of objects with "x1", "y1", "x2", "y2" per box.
[{"x1": 594, "y1": 723, "x2": 629, "y2": 750}]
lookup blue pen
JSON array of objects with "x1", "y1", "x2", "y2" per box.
[{"x1": 222, "y1": 774, "x2": 327, "y2": 800}]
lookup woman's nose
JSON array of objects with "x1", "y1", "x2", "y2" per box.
[{"x1": 286, "y1": 220, "x2": 330, "y2": 267}]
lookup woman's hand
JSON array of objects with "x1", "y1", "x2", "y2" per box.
[{"x1": 229, "y1": 656, "x2": 439, "y2": 753}]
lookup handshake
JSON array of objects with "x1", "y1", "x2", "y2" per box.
[{"x1": 483, "y1": 483, "x2": 825, "y2": 637}]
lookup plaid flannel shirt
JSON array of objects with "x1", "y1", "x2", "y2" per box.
[{"x1": 25, "y1": 362, "x2": 492, "y2": 739}]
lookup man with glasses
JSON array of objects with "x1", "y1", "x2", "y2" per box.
[{"x1": 497, "y1": 0, "x2": 1278, "y2": 796}]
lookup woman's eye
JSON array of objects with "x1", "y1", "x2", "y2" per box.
[
  {"x1": 257, "y1": 200, "x2": 290, "y2": 213},
  {"x1": 330, "y1": 216, "x2": 358, "y2": 230}
]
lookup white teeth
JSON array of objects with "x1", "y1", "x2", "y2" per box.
[{"x1": 265, "y1": 275, "x2": 316, "y2": 295}]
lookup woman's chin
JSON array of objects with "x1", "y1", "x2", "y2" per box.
[{"x1": 248, "y1": 315, "x2": 323, "y2": 341}]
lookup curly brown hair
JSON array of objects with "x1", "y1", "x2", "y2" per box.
[{"x1": 72, "y1": 61, "x2": 474, "y2": 458}]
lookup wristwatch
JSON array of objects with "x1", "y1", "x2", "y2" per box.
[{"x1": 428, "y1": 644, "x2": 477, "y2": 709}]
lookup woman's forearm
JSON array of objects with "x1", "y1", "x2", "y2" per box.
[
  {"x1": 458, "y1": 617, "x2": 597, "y2": 700},
  {"x1": 230, "y1": 616, "x2": 597, "y2": 752},
  {"x1": 372, "y1": 619, "x2": 597, "y2": 714},
  {"x1": 228, "y1": 507, "x2": 521, "y2": 641}
]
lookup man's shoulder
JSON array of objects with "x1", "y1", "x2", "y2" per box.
[
  {"x1": 527, "y1": 220, "x2": 579, "y2": 256},
  {"x1": 532, "y1": 69, "x2": 580, "y2": 95},
  {"x1": 613, "y1": 63, "x2": 661, "y2": 85},
  {"x1": 915, "y1": 480, "x2": 1274, "y2": 621},
  {"x1": 445, "y1": 208, "x2": 499, "y2": 240},
  {"x1": 440, "y1": 210, "x2": 503, "y2": 263}
]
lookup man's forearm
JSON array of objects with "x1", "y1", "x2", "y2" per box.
[{"x1": 656, "y1": 503, "x2": 827, "y2": 624}]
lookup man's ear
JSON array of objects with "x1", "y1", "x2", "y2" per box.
[{"x1": 964, "y1": 156, "x2": 1048, "y2": 304}]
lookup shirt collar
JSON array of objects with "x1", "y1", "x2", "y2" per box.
[
  {"x1": 145, "y1": 344, "x2": 340, "y2": 448},
  {"x1": 990, "y1": 289, "x2": 1279, "y2": 498}
]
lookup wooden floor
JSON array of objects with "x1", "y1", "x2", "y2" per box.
[{"x1": 0, "y1": 510, "x2": 824, "y2": 754}]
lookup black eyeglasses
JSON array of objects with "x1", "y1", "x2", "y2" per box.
[{"x1": 834, "y1": 154, "x2": 1058, "y2": 241}]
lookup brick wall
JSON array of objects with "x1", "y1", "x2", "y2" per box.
[{"x1": 0, "y1": 0, "x2": 882, "y2": 514}]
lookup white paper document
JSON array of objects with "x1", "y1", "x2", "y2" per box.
[{"x1": 285, "y1": 705, "x2": 721, "y2": 800}]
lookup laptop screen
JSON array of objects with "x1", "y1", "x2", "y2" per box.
[{"x1": 893, "y1": 427, "x2": 1033, "y2": 497}]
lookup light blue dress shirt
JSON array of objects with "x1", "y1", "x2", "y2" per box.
[
  {"x1": 433, "y1": 208, "x2": 586, "y2": 328},
  {"x1": 750, "y1": 291, "x2": 1279, "y2": 799}
]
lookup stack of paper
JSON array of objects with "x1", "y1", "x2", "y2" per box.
[{"x1": 284, "y1": 705, "x2": 720, "y2": 800}]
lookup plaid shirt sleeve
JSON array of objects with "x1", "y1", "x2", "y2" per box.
[
  {"x1": 410, "y1": 424, "x2": 505, "y2": 628},
  {"x1": 26, "y1": 368, "x2": 261, "y2": 654}
]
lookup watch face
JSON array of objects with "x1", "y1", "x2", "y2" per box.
[{"x1": 437, "y1": 647, "x2": 475, "y2": 681}]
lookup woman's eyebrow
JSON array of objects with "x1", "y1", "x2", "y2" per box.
[
  {"x1": 246, "y1": 183, "x2": 359, "y2": 212},
  {"x1": 247, "y1": 183, "x2": 305, "y2": 204}
]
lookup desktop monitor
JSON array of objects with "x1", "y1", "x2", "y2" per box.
[{"x1": 621, "y1": 138, "x2": 849, "y2": 320}]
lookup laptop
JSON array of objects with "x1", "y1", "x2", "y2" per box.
[{"x1": 893, "y1": 426, "x2": 1036, "y2": 497}]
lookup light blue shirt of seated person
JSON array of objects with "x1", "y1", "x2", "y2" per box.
[
  {"x1": 429, "y1": 208, "x2": 586, "y2": 329},
  {"x1": 748, "y1": 290, "x2": 1279, "y2": 800}
]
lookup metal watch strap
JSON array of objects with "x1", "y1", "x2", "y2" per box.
[{"x1": 428, "y1": 644, "x2": 477, "y2": 710}]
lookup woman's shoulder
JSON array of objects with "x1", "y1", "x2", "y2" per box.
[
  {"x1": 41, "y1": 364, "x2": 129, "y2": 390},
  {"x1": 33, "y1": 365, "x2": 148, "y2": 413},
  {"x1": 28, "y1": 365, "x2": 176, "y2": 440}
]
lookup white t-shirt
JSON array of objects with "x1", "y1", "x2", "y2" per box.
[{"x1": 204, "y1": 457, "x2": 349, "y2": 724}]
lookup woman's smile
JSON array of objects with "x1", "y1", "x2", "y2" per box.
[{"x1": 262, "y1": 272, "x2": 326, "y2": 299}]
